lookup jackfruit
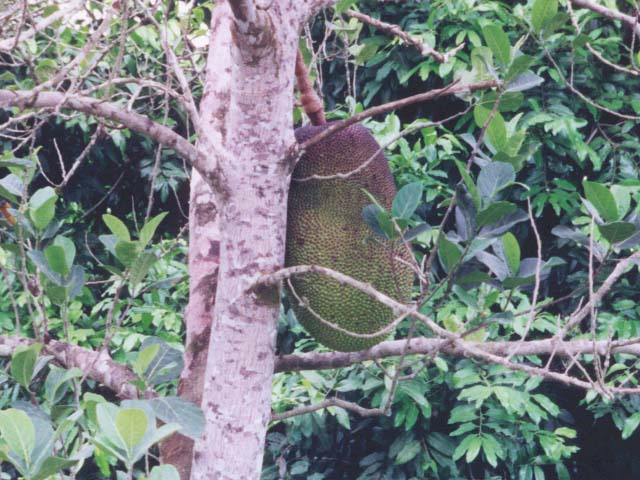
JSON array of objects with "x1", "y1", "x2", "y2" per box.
[{"x1": 285, "y1": 122, "x2": 415, "y2": 352}]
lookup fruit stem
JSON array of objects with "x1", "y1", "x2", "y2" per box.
[{"x1": 295, "y1": 49, "x2": 326, "y2": 126}]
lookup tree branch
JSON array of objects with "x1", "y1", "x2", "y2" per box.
[
  {"x1": 0, "y1": 0, "x2": 84, "y2": 52},
  {"x1": 260, "y1": 266, "x2": 640, "y2": 393},
  {"x1": 298, "y1": 79, "x2": 499, "y2": 151},
  {"x1": 558, "y1": 249, "x2": 640, "y2": 337},
  {"x1": 0, "y1": 89, "x2": 214, "y2": 184},
  {"x1": 272, "y1": 397, "x2": 382, "y2": 421},
  {"x1": 571, "y1": 0, "x2": 640, "y2": 37},
  {"x1": 0, "y1": 335, "x2": 142, "y2": 399},
  {"x1": 275, "y1": 338, "x2": 640, "y2": 373},
  {"x1": 345, "y1": 9, "x2": 464, "y2": 63}
]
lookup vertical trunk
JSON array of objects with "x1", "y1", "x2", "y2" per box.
[
  {"x1": 189, "y1": 2, "x2": 306, "y2": 478},
  {"x1": 161, "y1": 7, "x2": 233, "y2": 475},
  {"x1": 161, "y1": 172, "x2": 220, "y2": 479}
]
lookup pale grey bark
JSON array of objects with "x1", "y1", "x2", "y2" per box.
[
  {"x1": 275, "y1": 338, "x2": 640, "y2": 372},
  {"x1": 188, "y1": 2, "x2": 310, "y2": 478},
  {"x1": 0, "y1": 90, "x2": 206, "y2": 177},
  {"x1": 0, "y1": 335, "x2": 140, "y2": 399},
  {"x1": 571, "y1": 0, "x2": 640, "y2": 37}
]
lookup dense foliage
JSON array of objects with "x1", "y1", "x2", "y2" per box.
[{"x1": 0, "y1": 0, "x2": 639, "y2": 479}]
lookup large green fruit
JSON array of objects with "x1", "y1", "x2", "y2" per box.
[{"x1": 285, "y1": 122, "x2": 415, "y2": 352}]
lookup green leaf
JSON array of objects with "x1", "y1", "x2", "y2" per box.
[
  {"x1": 505, "y1": 72, "x2": 544, "y2": 92},
  {"x1": 53, "y1": 236, "x2": 76, "y2": 271},
  {"x1": 139, "y1": 337, "x2": 184, "y2": 386},
  {"x1": 362, "y1": 204, "x2": 387, "y2": 238},
  {"x1": 443, "y1": 314, "x2": 463, "y2": 333},
  {"x1": 27, "y1": 250, "x2": 64, "y2": 286},
  {"x1": 135, "y1": 344, "x2": 160, "y2": 378},
  {"x1": 150, "y1": 396, "x2": 205, "y2": 440},
  {"x1": 479, "y1": 209, "x2": 528, "y2": 238},
  {"x1": 65, "y1": 265, "x2": 85, "y2": 300},
  {"x1": 622, "y1": 412, "x2": 640, "y2": 439},
  {"x1": 555, "y1": 463, "x2": 571, "y2": 480},
  {"x1": 44, "y1": 367, "x2": 82, "y2": 406},
  {"x1": 129, "y1": 252, "x2": 158, "y2": 290},
  {"x1": 0, "y1": 156, "x2": 34, "y2": 169},
  {"x1": 477, "y1": 162, "x2": 515, "y2": 201},
  {"x1": 331, "y1": 406, "x2": 351, "y2": 430},
  {"x1": 531, "y1": 0, "x2": 558, "y2": 33},
  {"x1": 474, "y1": 105, "x2": 508, "y2": 151},
  {"x1": 611, "y1": 185, "x2": 631, "y2": 219},
  {"x1": 139, "y1": 212, "x2": 167, "y2": 248},
  {"x1": 96, "y1": 403, "x2": 128, "y2": 453},
  {"x1": 454, "y1": 160, "x2": 480, "y2": 208},
  {"x1": 392, "y1": 182, "x2": 423, "y2": 219},
  {"x1": 465, "y1": 327, "x2": 486, "y2": 342},
  {"x1": 103, "y1": 214, "x2": 131, "y2": 242},
  {"x1": 438, "y1": 237, "x2": 462, "y2": 272},
  {"x1": 582, "y1": 181, "x2": 619, "y2": 222},
  {"x1": 44, "y1": 245, "x2": 69, "y2": 277},
  {"x1": 11, "y1": 344, "x2": 42, "y2": 389},
  {"x1": 482, "y1": 25, "x2": 511, "y2": 67},
  {"x1": 29, "y1": 187, "x2": 58, "y2": 231},
  {"x1": 484, "y1": 91, "x2": 524, "y2": 112},
  {"x1": 0, "y1": 174, "x2": 24, "y2": 202},
  {"x1": 334, "y1": 0, "x2": 358, "y2": 14},
  {"x1": 35, "y1": 59, "x2": 57, "y2": 81},
  {"x1": 115, "y1": 240, "x2": 140, "y2": 267},
  {"x1": 481, "y1": 435, "x2": 500, "y2": 467},
  {"x1": 455, "y1": 184, "x2": 478, "y2": 241},
  {"x1": 32, "y1": 456, "x2": 77, "y2": 480},
  {"x1": 394, "y1": 439, "x2": 421, "y2": 465},
  {"x1": 500, "y1": 232, "x2": 520, "y2": 275},
  {"x1": 434, "y1": 357, "x2": 448, "y2": 372},
  {"x1": 506, "y1": 55, "x2": 535, "y2": 81},
  {"x1": 0, "y1": 408, "x2": 35, "y2": 462},
  {"x1": 116, "y1": 408, "x2": 148, "y2": 450},
  {"x1": 598, "y1": 222, "x2": 636, "y2": 244},
  {"x1": 452, "y1": 434, "x2": 480, "y2": 462},
  {"x1": 465, "y1": 435, "x2": 482, "y2": 462},
  {"x1": 477, "y1": 201, "x2": 517, "y2": 227},
  {"x1": 148, "y1": 465, "x2": 180, "y2": 480},
  {"x1": 543, "y1": 12, "x2": 569, "y2": 36},
  {"x1": 506, "y1": 130, "x2": 526, "y2": 157},
  {"x1": 554, "y1": 427, "x2": 576, "y2": 438}
]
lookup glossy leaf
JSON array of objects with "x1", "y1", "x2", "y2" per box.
[
  {"x1": 598, "y1": 222, "x2": 636, "y2": 244},
  {"x1": 11, "y1": 344, "x2": 42, "y2": 389},
  {"x1": 392, "y1": 182, "x2": 423, "y2": 219},
  {"x1": 29, "y1": 187, "x2": 58, "y2": 230},
  {"x1": 103, "y1": 214, "x2": 131, "y2": 242},
  {"x1": 531, "y1": 0, "x2": 558, "y2": 33},
  {"x1": 482, "y1": 25, "x2": 511, "y2": 67},
  {"x1": 583, "y1": 181, "x2": 618, "y2": 222}
]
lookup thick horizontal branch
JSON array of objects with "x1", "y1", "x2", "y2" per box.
[
  {"x1": 260, "y1": 266, "x2": 640, "y2": 392},
  {"x1": 0, "y1": 335, "x2": 141, "y2": 399},
  {"x1": 0, "y1": 90, "x2": 212, "y2": 183},
  {"x1": 571, "y1": 0, "x2": 640, "y2": 37},
  {"x1": 275, "y1": 338, "x2": 640, "y2": 372}
]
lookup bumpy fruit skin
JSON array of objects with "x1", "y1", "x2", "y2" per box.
[{"x1": 285, "y1": 122, "x2": 414, "y2": 352}]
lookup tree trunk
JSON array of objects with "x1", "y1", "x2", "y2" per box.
[
  {"x1": 161, "y1": 172, "x2": 220, "y2": 479},
  {"x1": 189, "y1": 2, "x2": 307, "y2": 478}
]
